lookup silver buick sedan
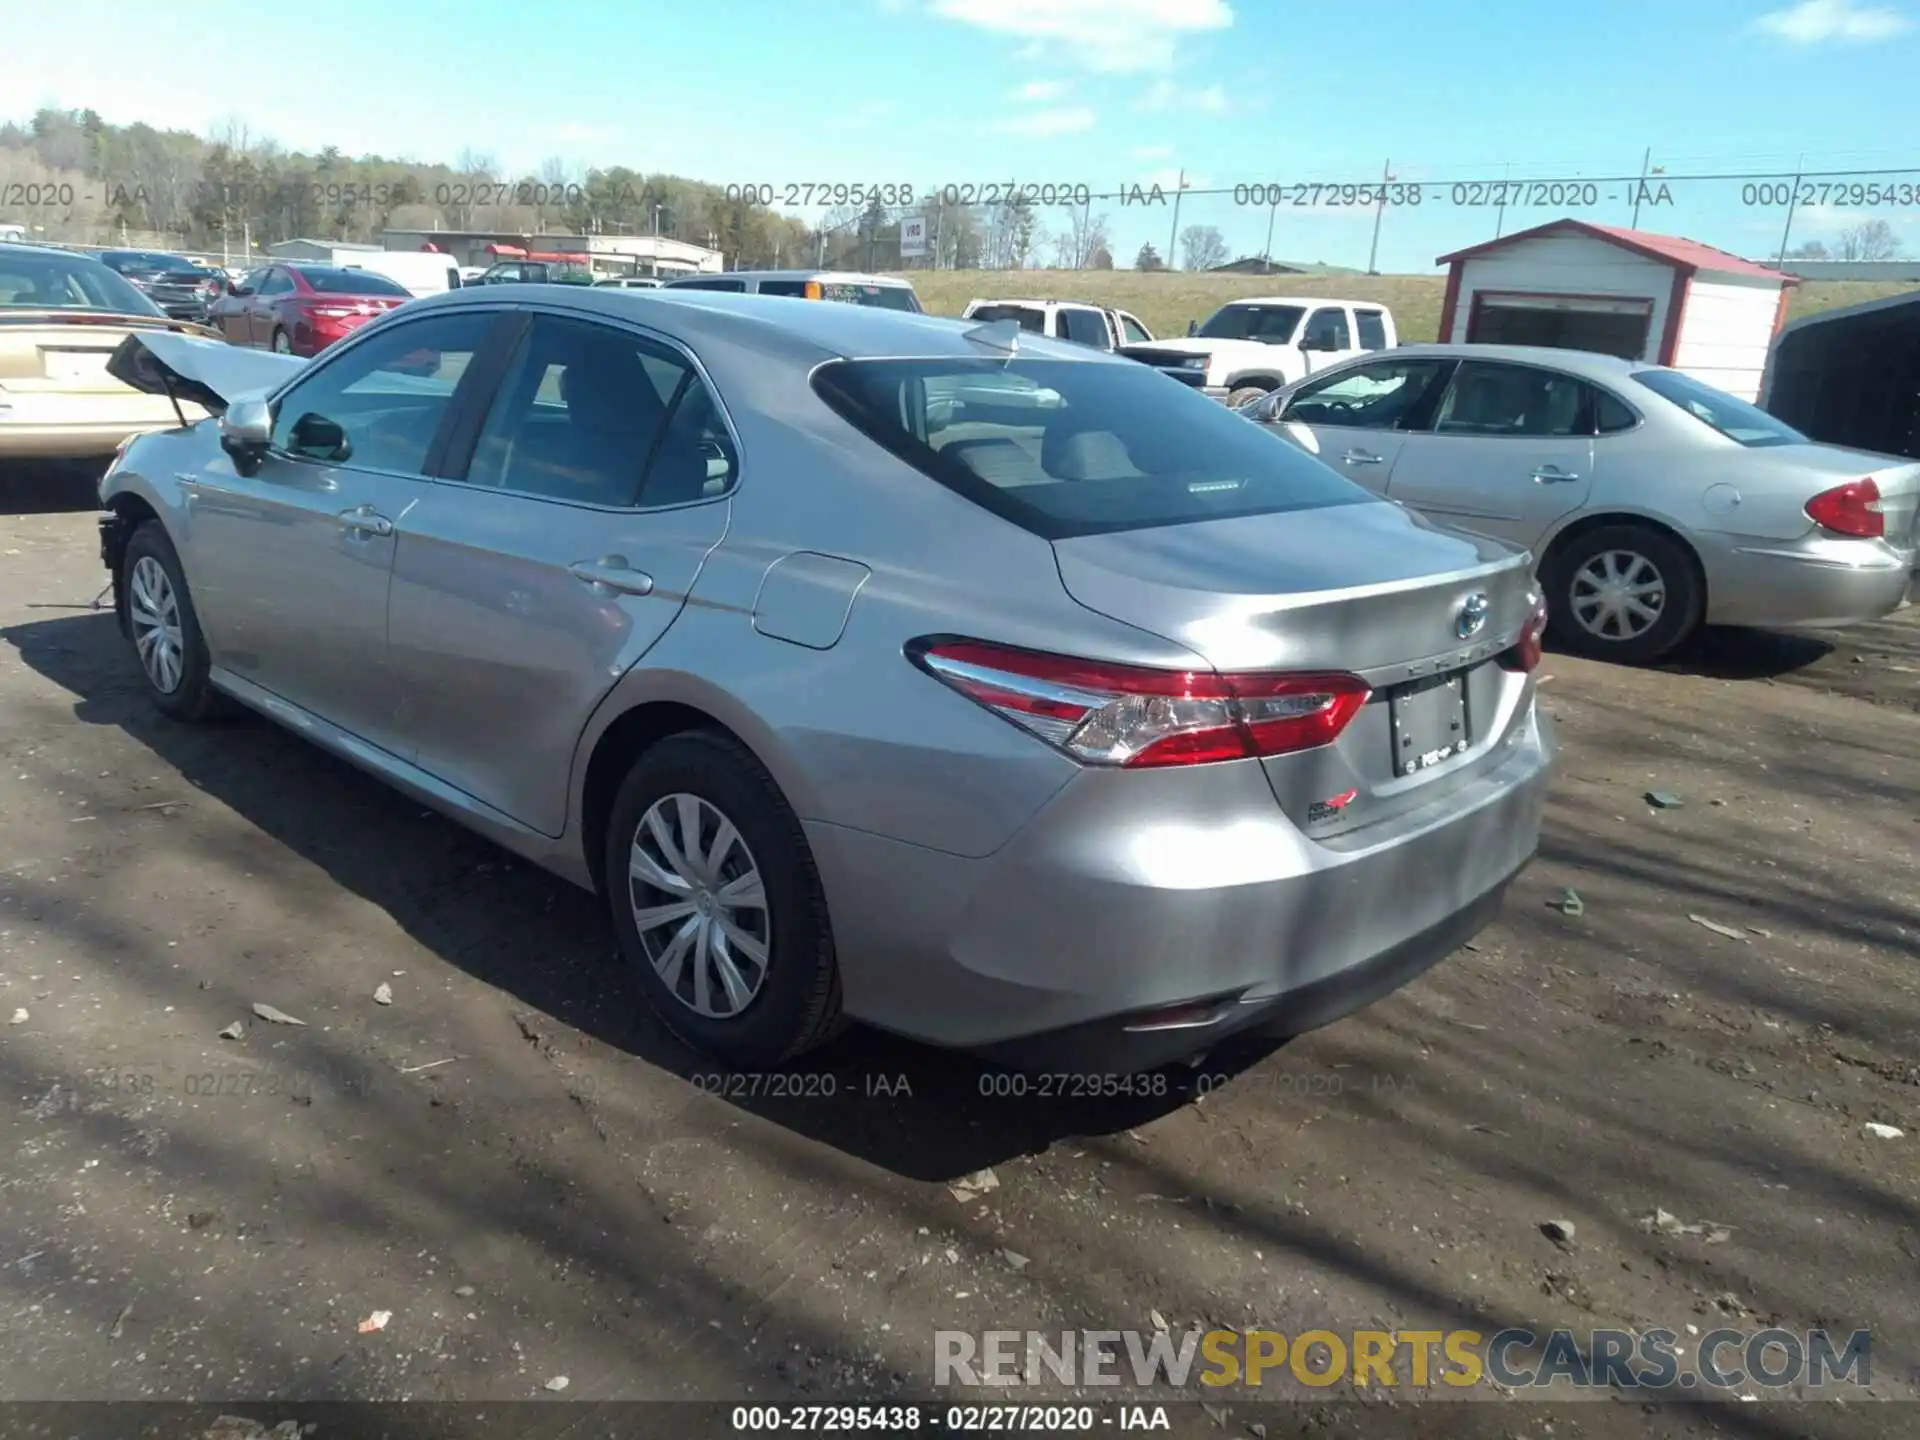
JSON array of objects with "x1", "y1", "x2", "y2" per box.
[
  {"x1": 1245, "y1": 345, "x2": 1919, "y2": 664},
  {"x1": 95, "y1": 291, "x2": 1554, "y2": 1071}
]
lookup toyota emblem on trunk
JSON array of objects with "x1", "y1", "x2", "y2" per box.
[{"x1": 1456, "y1": 592, "x2": 1491, "y2": 639}]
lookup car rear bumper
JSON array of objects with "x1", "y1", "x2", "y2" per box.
[
  {"x1": 809, "y1": 702, "x2": 1554, "y2": 1069},
  {"x1": 1703, "y1": 531, "x2": 1915, "y2": 629},
  {"x1": 0, "y1": 404, "x2": 207, "y2": 459}
]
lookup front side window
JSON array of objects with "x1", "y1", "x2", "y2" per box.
[
  {"x1": 1281, "y1": 359, "x2": 1453, "y2": 430},
  {"x1": 1119, "y1": 313, "x2": 1153, "y2": 344},
  {"x1": 1631, "y1": 368, "x2": 1805, "y2": 447},
  {"x1": 813, "y1": 357, "x2": 1373, "y2": 541},
  {"x1": 1301, "y1": 307, "x2": 1352, "y2": 350},
  {"x1": 1196, "y1": 303, "x2": 1304, "y2": 343},
  {"x1": 269, "y1": 312, "x2": 495, "y2": 473},
  {"x1": 1060, "y1": 307, "x2": 1112, "y2": 348},
  {"x1": 258, "y1": 269, "x2": 295, "y2": 297},
  {"x1": 464, "y1": 314, "x2": 736, "y2": 508},
  {"x1": 1434, "y1": 362, "x2": 1589, "y2": 438}
]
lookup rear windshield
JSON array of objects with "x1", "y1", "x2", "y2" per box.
[
  {"x1": 967, "y1": 304, "x2": 1046, "y2": 332},
  {"x1": 1631, "y1": 368, "x2": 1806, "y2": 448},
  {"x1": 299, "y1": 268, "x2": 412, "y2": 296},
  {"x1": 812, "y1": 357, "x2": 1374, "y2": 540},
  {"x1": 1197, "y1": 303, "x2": 1304, "y2": 343},
  {"x1": 819, "y1": 281, "x2": 922, "y2": 312},
  {"x1": 0, "y1": 251, "x2": 162, "y2": 314}
]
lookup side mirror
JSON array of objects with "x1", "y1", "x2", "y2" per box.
[
  {"x1": 1186, "y1": 319, "x2": 1199, "y2": 336},
  {"x1": 219, "y1": 398, "x2": 273, "y2": 475},
  {"x1": 287, "y1": 412, "x2": 352, "y2": 462}
]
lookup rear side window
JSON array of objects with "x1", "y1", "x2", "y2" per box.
[
  {"x1": 1594, "y1": 388, "x2": 1639, "y2": 433},
  {"x1": 464, "y1": 314, "x2": 736, "y2": 507},
  {"x1": 1436, "y1": 362, "x2": 1589, "y2": 438},
  {"x1": 812, "y1": 358, "x2": 1373, "y2": 540},
  {"x1": 1060, "y1": 308, "x2": 1112, "y2": 348},
  {"x1": 1631, "y1": 368, "x2": 1805, "y2": 447},
  {"x1": 1354, "y1": 310, "x2": 1388, "y2": 350}
]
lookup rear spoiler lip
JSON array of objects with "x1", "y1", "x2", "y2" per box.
[
  {"x1": 104, "y1": 329, "x2": 306, "y2": 419},
  {"x1": 0, "y1": 309, "x2": 214, "y2": 333}
]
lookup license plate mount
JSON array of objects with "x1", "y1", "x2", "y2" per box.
[{"x1": 1388, "y1": 669, "x2": 1472, "y2": 777}]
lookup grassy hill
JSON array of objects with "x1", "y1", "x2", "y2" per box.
[{"x1": 894, "y1": 269, "x2": 1917, "y2": 344}]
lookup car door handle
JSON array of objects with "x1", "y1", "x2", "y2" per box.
[
  {"x1": 1531, "y1": 467, "x2": 1581, "y2": 484},
  {"x1": 337, "y1": 507, "x2": 393, "y2": 536},
  {"x1": 569, "y1": 557, "x2": 655, "y2": 596},
  {"x1": 1341, "y1": 450, "x2": 1386, "y2": 465}
]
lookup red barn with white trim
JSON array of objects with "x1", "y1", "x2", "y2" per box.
[{"x1": 1435, "y1": 219, "x2": 1797, "y2": 402}]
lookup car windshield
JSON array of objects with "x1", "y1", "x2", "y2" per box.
[
  {"x1": 107, "y1": 251, "x2": 193, "y2": 272},
  {"x1": 299, "y1": 268, "x2": 412, "y2": 296},
  {"x1": 0, "y1": 251, "x2": 163, "y2": 314},
  {"x1": 1197, "y1": 303, "x2": 1305, "y2": 343},
  {"x1": 812, "y1": 357, "x2": 1374, "y2": 540},
  {"x1": 1631, "y1": 368, "x2": 1807, "y2": 448}
]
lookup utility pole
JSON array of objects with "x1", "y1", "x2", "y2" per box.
[
  {"x1": 1494, "y1": 160, "x2": 1512, "y2": 239},
  {"x1": 1365, "y1": 158, "x2": 1393, "y2": 276},
  {"x1": 1166, "y1": 169, "x2": 1187, "y2": 267},
  {"x1": 1262, "y1": 196, "x2": 1277, "y2": 266},
  {"x1": 1629, "y1": 147, "x2": 1666, "y2": 229},
  {"x1": 1776, "y1": 152, "x2": 1806, "y2": 266}
]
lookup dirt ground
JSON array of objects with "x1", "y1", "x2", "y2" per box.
[{"x1": 1, "y1": 468, "x2": 1917, "y2": 1439}]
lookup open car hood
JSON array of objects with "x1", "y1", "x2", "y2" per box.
[{"x1": 105, "y1": 330, "x2": 307, "y2": 418}]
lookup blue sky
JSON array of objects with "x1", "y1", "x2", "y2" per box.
[{"x1": 6, "y1": 0, "x2": 1920, "y2": 271}]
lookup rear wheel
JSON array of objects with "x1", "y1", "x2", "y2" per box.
[
  {"x1": 122, "y1": 522, "x2": 227, "y2": 721},
  {"x1": 1545, "y1": 523, "x2": 1703, "y2": 665},
  {"x1": 604, "y1": 731, "x2": 843, "y2": 1066}
]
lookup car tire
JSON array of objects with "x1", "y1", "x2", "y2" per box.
[
  {"x1": 121, "y1": 522, "x2": 229, "y2": 722},
  {"x1": 1226, "y1": 384, "x2": 1272, "y2": 409},
  {"x1": 271, "y1": 329, "x2": 292, "y2": 354},
  {"x1": 604, "y1": 730, "x2": 844, "y2": 1067},
  {"x1": 1544, "y1": 523, "x2": 1703, "y2": 666}
]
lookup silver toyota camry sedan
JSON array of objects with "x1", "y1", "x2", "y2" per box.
[
  {"x1": 95, "y1": 290, "x2": 1555, "y2": 1071},
  {"x1": 1245, "y1": 345, "x2": 1919, "y2": 664}
]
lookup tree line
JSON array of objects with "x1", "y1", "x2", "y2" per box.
[{"x1": 0, "y1": 108, "x2": 1134, "y2": 271}]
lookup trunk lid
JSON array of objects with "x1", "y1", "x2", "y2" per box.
[
  {"x1": 0, "y1": 313, "x2": 217, "y2": 394},
  {"x1": 1052, "y1": 500, "x2": 1541, "y2": 836}
]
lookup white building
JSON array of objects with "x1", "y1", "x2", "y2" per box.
[
  {"x1": 1435, "y1": 220, "x2": 1797, "y2": 401},
  {"x1": 268, "y1": 238, "x2": 385, "y2": 264}
]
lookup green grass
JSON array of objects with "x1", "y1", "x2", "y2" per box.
[{"x1": 891, "y1": 269, "x2": 1918, "y2": 343}]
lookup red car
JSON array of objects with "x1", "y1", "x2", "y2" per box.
[{"x1": 206, "y1": 262, "x2": 412, "y2": 356}]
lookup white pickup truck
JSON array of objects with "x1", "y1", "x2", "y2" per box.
[
  {"x1": 958, "y1": 298, "x2": 1157, "y2": 352},
  {"x1": 1120, "y1": 297, "x2": 1397, "y2": 406}
]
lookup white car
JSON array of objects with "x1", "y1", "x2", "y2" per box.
[
  {"x1": 958, "y1": 298, "x2": 1155, "y2": 352},
  {"x1": 1123, "y1": 298, "x2": 1396, "y2": 407}
]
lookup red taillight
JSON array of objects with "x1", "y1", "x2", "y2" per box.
[
  {"x1": 1499, "y1": 593, "x2": 1550, "y2": 674},
  {"x1": 911, "y1": 639, "x2": 1369, "y2": 768},
  {"x1": 1805, "y1": 478, "x2": 1885, "y2": 539}
]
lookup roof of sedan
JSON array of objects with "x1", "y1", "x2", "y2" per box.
[
  {"x1": 1383, "y1": 343, "x2": 1650, "y2": 376},
  {"x1": 419, "y1": 286, "x2": 1122, "y2": 363}
]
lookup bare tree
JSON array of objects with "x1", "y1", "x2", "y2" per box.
[
  {"x1": 1836, "y1": 220, "x2": 1901, "y2": 261},
  {"x1": 1179, "y1": 224, "x2": 1229, "y2": 272},
  {"x1": 1062, "y1": 206, "x2": 1112, "y2": 270},
  {"x1": 1784, "y1": 239, "x2": 1829, "y2": 260}
]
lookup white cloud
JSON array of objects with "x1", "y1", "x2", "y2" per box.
[
  {"x1": 1014, "y1": 79, "x2": 1070, "y2": 100},
  {"x1": 994, "y1": 104, "x2": 1099, "y2": 136},
  {"x1": 1136, "y1": 79, "x2": 1229, "y2": 113},
  {"x1": 553, "y1": 122, "x2": 615, "y2": 145},
  {"x1": 1756, "y1": 0, "x2": 1909, "y2": 42},
  {"x1": 1134, "y1": 143, "x2": 1175, "y2": 159},
  {"x1": 933, "y1": 0, "x2": 1233, "y2": 72}
]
